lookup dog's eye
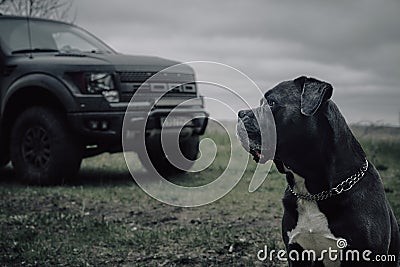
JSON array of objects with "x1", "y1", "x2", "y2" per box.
[{"x1": 267, "y1": 99, "x2": 276, "y2": 107}]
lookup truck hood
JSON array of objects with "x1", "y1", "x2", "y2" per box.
[
  {"x1": 100, "y1": 54, "x2": 181, "y2": 68},
  {"x1": 93, "y1": 53, "x2": 194, "y2": 74},
  {"x1": 14, "y1": 53, "x2": 194, "y2": 74}
]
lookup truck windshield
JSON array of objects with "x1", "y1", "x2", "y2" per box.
[{"x1": 0, "y1": 18, "x2": 115, "y2": 55}]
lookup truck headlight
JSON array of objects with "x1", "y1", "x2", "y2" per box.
[{"x1": 86, "y1": 73, "x2": 119, "y2": 102}]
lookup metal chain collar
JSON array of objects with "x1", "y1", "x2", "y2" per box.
[{"x1": 288, "y1": 159, "x2": 369, "y2": 202}]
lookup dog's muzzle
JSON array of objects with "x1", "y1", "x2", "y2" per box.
[{"x1": 237, "y1": 108, "x2": 272, "y2": 163}]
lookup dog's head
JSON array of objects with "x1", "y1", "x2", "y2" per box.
[{"x1": 236, "y1": 76, "x2": 333, "y2": 164}]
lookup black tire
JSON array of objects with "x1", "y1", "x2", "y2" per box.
[
  {"x1": 139, "y1": 135, "x2": 200, "y2": 177},
  {"x1": 10, "y1": 107, "x2": 82, "y2": 185}
]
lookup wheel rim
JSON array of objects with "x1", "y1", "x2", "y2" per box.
[{"x1": 22, "y1": 126, "x2": 51, "y2": 169}]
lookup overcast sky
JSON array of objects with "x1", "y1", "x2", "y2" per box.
[{"x1": 74, "y1": 0, "x2": 400, "y2": 125}]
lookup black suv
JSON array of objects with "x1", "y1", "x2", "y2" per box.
[{"x1": 0, "y1": 16, "x2": 208, "y2": 184}]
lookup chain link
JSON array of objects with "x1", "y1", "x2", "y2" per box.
[{"x1": 288, "y1": 159, "x2": 369, "y2": 202}]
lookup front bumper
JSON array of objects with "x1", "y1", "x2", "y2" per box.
[{"x1": 68, "y1": 107, "x2": 208, "y2": 152}]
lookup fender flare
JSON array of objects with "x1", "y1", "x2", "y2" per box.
[{"x1": 1, "y1": 73, "x2": 78, "y2": 115}]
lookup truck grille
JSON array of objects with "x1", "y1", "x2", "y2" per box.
[
  {"x1": 118, "y1": 72, "x2": 155, "y2": 83},
  {"x1": 118, "y1": 72, "x2": 194, "y2": 83},
  {"x1": 117, "y1": 72, "x2": 197, "y2": 102}
]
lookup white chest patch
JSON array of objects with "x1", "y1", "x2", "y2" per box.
[{"x1": 286, "y1": 170, "x2": 344, "y2": 266}]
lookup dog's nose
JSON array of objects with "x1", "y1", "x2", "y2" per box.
[{"x1": 238, "y1": 110, "x2": 246, "y2": 118}]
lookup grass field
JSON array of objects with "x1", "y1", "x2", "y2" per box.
[{"x1": 1, "y1": 123, "x2": 399, "y2": 266}]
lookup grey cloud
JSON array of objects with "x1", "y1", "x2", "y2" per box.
[{"x1": 74, "y1": 0, "x2": 400, "y2": 125}]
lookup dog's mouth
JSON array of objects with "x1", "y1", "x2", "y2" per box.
[
  {"x1": 249, "y1": 146, "x2": 268, "y2": 164},
  {"x1": 236, "y1": 124, "x2": 269, "y2": 164},
  {"x1": 237, "y1": 134, "x2": 269, "y2": 164}
]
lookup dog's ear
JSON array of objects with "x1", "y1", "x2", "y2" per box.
[{"x1": 295, "y1": 76, "x2": 333, "y2": 116}]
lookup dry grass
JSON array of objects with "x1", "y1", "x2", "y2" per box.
[{"x1": 0, "y1": 123, "x2": 399, "y2": 266}]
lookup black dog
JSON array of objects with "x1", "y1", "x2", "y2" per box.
[{"x1": 237, "y1": 76, "x2": 399, "y2": 266}]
